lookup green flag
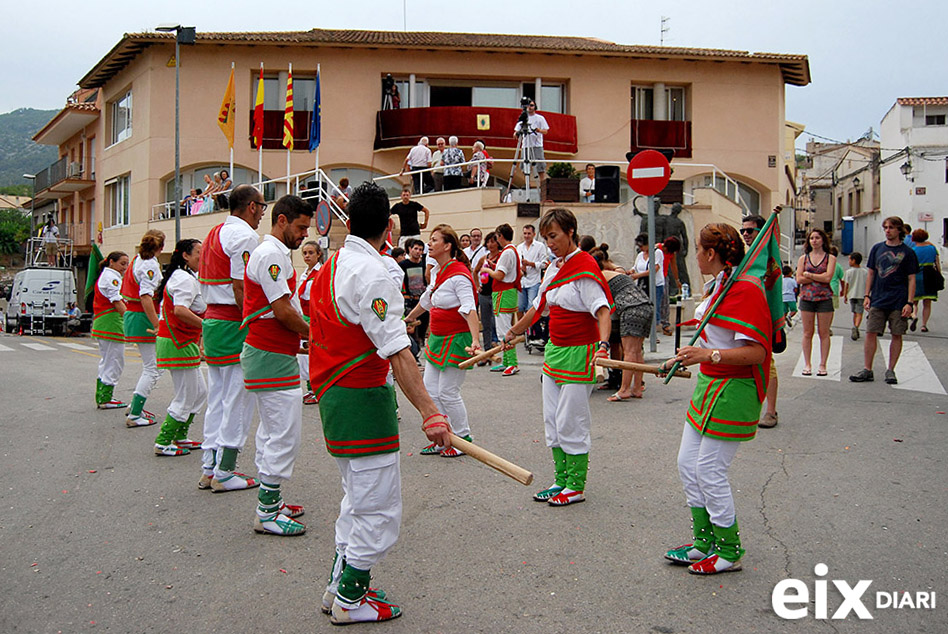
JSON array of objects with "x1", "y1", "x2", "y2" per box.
[{"x1": 85, "y1": 243, "x2": 103, "y2": 305}]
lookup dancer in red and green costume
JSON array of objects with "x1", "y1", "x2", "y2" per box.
[
  {"x1": 121, "y1": 229, "x2": 165, "y2": 427},
  {"x1": 659, "y1": 223, "x2": 772, "y2": 575},
  {"x1": 405, "y1": 224, "x2": 482, "y2": 457},
  {"x1": 153, "y1": 239, "x2": 208, "y2": 456},
  {"x1": 240, "y1": 195, "x2": 313, "y2": 536},
  {"x1": 310, "y1": 182, "x2": 451, "y2": 624},
  {"x1": 505, "y1": 208, "x2": 613, "y2": 506},
  {"x1": 487, "y1": 223, "x2": 522, "y2": 375},
  {"x1": 93, "y1": 251, "x2": 129, "y2": 409},
  {"x1": 296, "y1": 240, "x2": 322, "y2": 405},
  {"x1": 197, "y1": 185, "x2": 265, "y2": 492}
]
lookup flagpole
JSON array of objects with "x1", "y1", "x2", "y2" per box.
[
  {"x1": 229, "y1": 62, "x2": 235, "y2": 179},
  {"x1": 286, "y1": 62, "x2": 292, "y2": 190},
  {"x1": 315, "y1": 64, "x2": 321, "y2": 182},
  {"x1": 662, "y1": 208, "x2": 781, "y2": 383},
  {"x1": 258, "y1": 62, "x2": 263, "y2": 187}
]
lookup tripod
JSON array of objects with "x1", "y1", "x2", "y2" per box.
[{"x1": 504, "y1": 120, "x2": 536, "y2": 201}]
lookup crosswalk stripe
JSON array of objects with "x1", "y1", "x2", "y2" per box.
[
  {"x1": 0, "y1": 343, "x2": 13, "y2": 352},
  {"x1": 880, "y1": 340, "x2": 946, "y2": 395},
  {"x1": 791, "y1": 335, "x2": 844, "y2": 381},
  {"x1": 58, "y1": 342, "x2": 96, "y2": 351},
  {"x1": 20, "y1": 342, "x2": 57, "y2": 351}
]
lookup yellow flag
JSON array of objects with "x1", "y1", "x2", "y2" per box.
[
  {"x1": 217, "y1": 67, "x2": 236, "y2": 148},
  {"x1": 283, "y1": 69, "x2": 294, "y2": 151}
]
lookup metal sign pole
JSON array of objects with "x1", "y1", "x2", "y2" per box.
[{"x1": 647, "y1": 195, "x2": 657, "y2": 352}]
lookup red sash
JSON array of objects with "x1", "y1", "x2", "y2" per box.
[
  {"x1": 157, "y1": 285, "x2": 202, "y2": 347},
  {"x1": 533, "y1": 250, "x2": 613, "y2": 326},
  {"x1": 309, "y1": 252, "x2": 390, "y2": 398},
  {"x1": 429, "y1": 259, "x2": 475, "y2": 336},
  {"x1": 205, "y1": 303, "x2": 242, "y2": 321},
  {"x1": 197, "y1": 224, "x2": 234, "y2": 286},
  {"x1": 548, "y1": 305, "x2": 599, "y2": 346},
  {"x1": 296, "y1": 266, "x2": 320, "y2": 320},
  {"x1": 241, "y1": 269, "x2": 300, "y2": 356},
  {"x1": 121, "y1": 255, "x2": 144, "y2": 312},
  {"x1": 93, "y1": 281, "x2": 116, "y2": 320},
  {"x1": 493, "y1": 244, "x2": 522, "y2": 293}
]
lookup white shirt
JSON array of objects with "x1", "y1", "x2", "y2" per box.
[
  {"x1": 166, "y1": 268, "x2": 206, "y2": 314},
  {"x1": 244, "y1": 234, "x2": 302, "y2": 321},
  {"x1": 464, "y1": 244, "x2": 486, "y2": 268},
  {"x1": 517, "y1": 240, "x2": 550, "y2": 288},
  {"x1": 430, "y1": 149, "x2": 444, "y2": 173},
  {"x1": 42, "y1": 224, "x2": 60, "y2": 244},
  {"x1": 694, "y1": 272, "x2": 753, "y2": 350},
  {"x1": 514, "y1": 113, "x2": 549, "y2": 148},
  {"x1": 298, "y1": 263, "x2": 321, "y2": 302},
  {"x1": 633, "y1": 248, "x2": 665, "y2": 287},
  {"x1": 333, "y1": 235, "x2": 411, "y2": 360},
  {"x1": 98, "y1": 267, "x2": 123, "y2": 302},
  {"x1": 579, "y1": 176, "x2": 595, "y2": 203},
  {"x1": 495, "y1": 244, "x2": 519, "y2": 284},
  {"x1": 419, "y1": 260, "x2": 476, "y2": 316},
  {"x1": 532, "y1": 248, "x2": 609, "y2": 317},
  {"x1": 202, "y1": 215, "x2": 260, "y2": 305},
  {"x1": 133, "y1": 256, "x2": 162, "y2": 297},
  {"x1": 406, "y1": 144, "x2": 432, "y2": 168}
]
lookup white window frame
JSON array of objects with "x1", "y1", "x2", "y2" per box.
[
  {"x1": 632, "y1": 85, "x2": 686, "y2": 121},
  {"x1": 109, "y1": 90, "x2": 132, "y2": 146},
  {"x1": 104, "y1": 174, "x2": 130, "y2": 228}
]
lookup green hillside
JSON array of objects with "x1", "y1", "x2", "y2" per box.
[{"x1": 0, "y1": 108, "x2": 60, "y2": 188}]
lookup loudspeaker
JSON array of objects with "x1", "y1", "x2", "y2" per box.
[{"x1": 594, "y1": 165, "x2": 620, "y2": 203}]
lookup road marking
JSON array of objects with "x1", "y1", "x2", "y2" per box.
[
  {"x1": 791, "y1": 335, "x2": 844, "y2": 380},
  {"x1": 0, "y1": 343, "x2": 13, "y2": 352},
  {"x1": 58, "y1": 342, "x2": 96, "y2": 351},
  {"x1": 880, "y1": 340, "x2": 946, "y2": 395},
  {"x1": 21, "y1": 342, "x2": 57, "y2": 351}
]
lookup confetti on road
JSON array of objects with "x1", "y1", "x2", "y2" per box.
[
  {"x1": 280, "y1": 569, "x2": 287, "y2": 574},
  {"x1": 88, "y1": 470, "x2": 97, "y2": 473}
]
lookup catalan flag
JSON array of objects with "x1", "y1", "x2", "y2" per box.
[
  {"x1": 252, "y1": 66, "x2": 265, "y2": 149},
  {"x1": 308, "y1": 68, "x2": 321, "y2": 152},
  {"x1": 283, "y1": 67, "x2": 294, "y2": 151},
  {"x1": 217, "y1": 66, "x2": 236, "y2": 148}
]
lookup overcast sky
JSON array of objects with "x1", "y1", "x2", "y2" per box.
[{"x1": 5, "y1": 0, "x2": 945, "y2": 150}]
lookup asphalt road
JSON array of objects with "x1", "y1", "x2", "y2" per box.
[{"x1": 1, "y1": 303, "x2": 946, "y2": 633}]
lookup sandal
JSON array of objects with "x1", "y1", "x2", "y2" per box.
[
  {"x1": 607, "y1": 392, "x2": 641, "y2": 402},
  {"x1": 921, "y1": 326, "x2": 929, "y2": 333},
  {"x1": 816, "y1": 370, "x2": 827, "y2": 377},
  {"x1": 801, "y1": 369, "x2": 812, "y2": 376}
]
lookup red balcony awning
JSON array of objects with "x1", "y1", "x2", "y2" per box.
[
  {"x1": 630, "y1": 119, "x2": 692, "y2": 159},
  {"x1": 375, "y1": 106, "x2": 578, "y2": 154}
]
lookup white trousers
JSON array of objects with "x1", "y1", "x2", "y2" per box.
[
  {"x1": 677, "y1": 423, "x2": 741, "y2": 527},
  {"x1": 423, "y1": 362, "x2": 470, "y2": 439},
  {"x1": 253, "y1": 387, "x2": 303, "y2": 484},
  {"x1": 97, "y1": 339, "x2": 125, "y2": 386},
  {"x1": 204, "y1": 364, "x2": 255, "y2": 452},
  {"x1": 541, "y1": 375, "x2": 594, "y2": 455},
  {"x1": 297, "y1": 353, "x2": 310, "y2": 390},
  {"x1": 167, "y1": 367, "x2": 208, "y2": 422},
  {"x1": 333, "y1": 453, "x2": 402, "y2": 571},
  {"x1": 134, "y1": 343, "x2": 164, "y2": 398}
]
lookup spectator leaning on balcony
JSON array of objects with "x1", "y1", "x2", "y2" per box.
[
  {"x1": 513, "y1": 99, "x2": 550, "y2": 184},
  {"x1": 331, "y1": 178, "x2": 353, "y2": 210},
  {"x1": 42, "y1": 218, "x2": 60, "y2": 266},
  {"x1": 430, "y1": 138, "x2": 446, "y2": 192},
  {"x1": 579, "y1": 164, "x2": 596, "y2": 203},
  {"x1": 400, "y1": 136, "x2": 433, "y2": 194},
  {"x1": 470, "y1": 141, "x2": 491, "y2": 187},
  {"x1": 216, "y1": 169, "x2": 233, "y2": 209},
  {"x1": 442, "y1": 136, "x2": 466, "y2": 191}
]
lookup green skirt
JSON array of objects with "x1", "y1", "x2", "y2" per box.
[
  {"x1": 685, "y1": 372, "x2": 762, "y2": 442},
  {"x1": 424, "y1": 331, "x2": 473, "y2": 369}
]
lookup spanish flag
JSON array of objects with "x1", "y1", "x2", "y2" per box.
[
  {"x1": 283, "y1": 66, "x2": 294, "y2": 151},
  {"x1": 217, "y1": 66, "x2": 236, "y2": 148},
  {"x1": 252, "y1": 65, "x2": 265, "y2": 149}
]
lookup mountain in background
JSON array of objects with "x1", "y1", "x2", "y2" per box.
[{"x1": 0, "y1": 108, "x2": 61, "y2": 188}]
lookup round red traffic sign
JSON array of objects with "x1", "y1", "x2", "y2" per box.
[
  {"x1": 626, "y1": 150, "x2": 671, "y2": 196},
  {"x1": 315, "y1": 200, "x2": 332, "y2": 236}
]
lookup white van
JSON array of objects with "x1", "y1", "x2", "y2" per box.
[{"x1": 3, "y1": 266, "x2": 79, "y2": 335}]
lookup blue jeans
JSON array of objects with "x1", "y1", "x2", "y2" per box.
[
  {"x1": 518, "y1": 283, "x2": 541, "y2": 314},
  {"x1": 654, "y1": 284, "x2": 665, "y2": 325},
  {"x1": 478, "y1": 293, "x2": 497, "y2": 349}
]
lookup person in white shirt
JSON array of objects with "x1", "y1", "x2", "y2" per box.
[
  {"x1": 513, "y1": 100, "x2": 550, "y2": 184},
  {"x1": 630, "y1": 232, "x2": 664, "y2": 327},
  {"x1": 42, "y1": 219, "x2": 60, "y2": 266},
  {"x1": 399, "y1": 136, "x2": 433, "y2": 194},
  {"x1": 517, "y1": 224, "x2": 550, "y2": 325},
  {"x1": 579, "y1": 164, "x2": 596, "y2": 203},
  {"x1": 429, "y1": 137, "x2": 446, "y2": 192},
  {"x1": 462, "y1": 227, "x2": 486, "y2": 275}
]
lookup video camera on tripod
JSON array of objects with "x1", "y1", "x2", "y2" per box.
[{"x1": 515, "y1": 96, "x2": 534, "y2": 137}]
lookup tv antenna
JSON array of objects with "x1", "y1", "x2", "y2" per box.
[{"x1": 661, "y1": 16, "x2": 670, "y2": 45}]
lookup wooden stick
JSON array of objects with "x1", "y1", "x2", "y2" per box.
[
  {"x1": 595, "y1": 357, "x2": 691, "y2": 378},
  {"x1": 457, "y1": 335, "x2": 525, "y2": 369},
  {"x1": 449, "y1": 434, "x2": 534, "y2": 486}
]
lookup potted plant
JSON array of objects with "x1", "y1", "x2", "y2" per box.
[{"x1": 542, "y1": 162, "x2": 580, "y2": 203}]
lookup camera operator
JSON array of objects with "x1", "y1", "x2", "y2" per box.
[{"x1": 513, "y1": 98, "x2": 550, "y2": 184}]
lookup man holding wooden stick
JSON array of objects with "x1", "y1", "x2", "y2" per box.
[{"x1": 309, "y1": 182, "x2": 451, "y2": 624}]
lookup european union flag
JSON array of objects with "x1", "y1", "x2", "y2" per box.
[{"x1": 308, "y1": 70, "x2": 321, "y2": 152}]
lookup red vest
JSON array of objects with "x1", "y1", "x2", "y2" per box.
[
  {"x1": 121, "y1": 255, "x2": 144, "y2": 312},
  {"x1": 241, "y1": 268, "x2": 300, "y2": 356},
  {"x1": 534, "y1": 251, "x2": 614, "y2": 346},
  {"x1": 493, "y1": 244, "x2": 522, "y2": 293},
  {"x1": 198, "y1": 224, "x2": 234, "y2": 287},
  {"x1": 429, "y1": 259, "x2": 476, "y2": 336},
  {"x1": 93, "y1": 278, "x2": 118, "y2": 320},
  {"x1": 309, "y1": 252, "x2": 390, "y2": 398},
  {"x1": 157, "y1": 285, "x2": 203, "y2": 346},
  {"x1": 296, "y1": 266, "x2": 320, "y2": 320}
]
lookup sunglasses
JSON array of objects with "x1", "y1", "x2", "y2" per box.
[{"x1": 739, "y1": 228, "x2": 759, "y2": 235}]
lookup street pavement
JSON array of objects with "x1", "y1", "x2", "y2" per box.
[{"x1": 0, "y1": 301, "x2": 946, "y2": 633}]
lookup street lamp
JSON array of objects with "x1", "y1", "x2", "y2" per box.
[
  {"x1": 155, "y1": 24, "x2": 196, "y2": 242},
  {"x1": 852, "y1": 176, "x2": 860, "y2": 189},
  {"x1": 899, "y1": 160, "x2": 913, "y2": 181},
  {"x1": 22, "y1": 173, "x2": 35, "y2": 237}
]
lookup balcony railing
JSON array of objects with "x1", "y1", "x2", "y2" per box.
[
  {"x1": 34, "y1": 156, "x2": 93, "y2": 196},
  {"x1": 375, "y1": 106, "x2": 578, "y2": 154},
  {"x1": 630, "y1": 119, "x2": 692, "y2": 159},
  {"x1": 34, "y1": 157, "x2": 67, "y2": 192}
]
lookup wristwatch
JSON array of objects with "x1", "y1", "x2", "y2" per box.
[
  {"x1": 710, "y1": 349, "x2": 722, "y2": 364},
  {"x1": 598, "y1": 341, "x2": 610, "y2": 351}
]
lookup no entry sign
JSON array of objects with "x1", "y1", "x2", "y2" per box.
[
  {"x1": 626, "y1": 150, "x2": 671, "y2": 197},
  {"x1": 315, "y1": 200, "x2": 333, "y2": 236}
]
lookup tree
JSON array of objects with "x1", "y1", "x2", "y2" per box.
[{"x1": 0, "y1": 209, "x2": 31, "y2": 255}]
